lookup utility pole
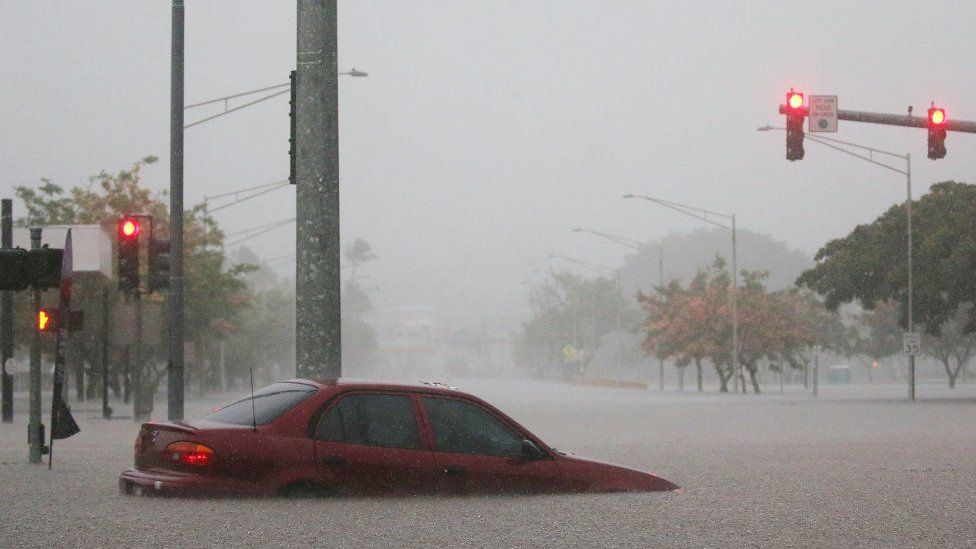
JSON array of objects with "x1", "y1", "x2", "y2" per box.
[
  {"x1": 168, "y1": 0, "x2": 185, "y2": 420},
  {"x1": 295, "y1": 0, "x2": 341, "y2": 379},
  {"x1": 28, "y1": 228, "x2": 43, "y2": 463},
  {"x1": 1, "y1": 199, "x2": 13, "y2": 422}
]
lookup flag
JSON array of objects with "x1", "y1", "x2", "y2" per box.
[{"x1": 50, "y1": 229, "x2": 79, "y2": 441}]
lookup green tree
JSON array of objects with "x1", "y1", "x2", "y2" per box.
[
  {"x1": 852, "y1": 300, "x2": 904, "y2": 383},
  {"x1": 923, "y1": 303, "x2": 976, "y2": 389},
  {"x1": 515, "y1": 270, "x2": 640, "y2": 378},
  {"x1": 15, "y1": 157, "x2": 253, "y2": 418},
  {"x1": 797, "y1": 182, "x2": 976, "y2": 335}
]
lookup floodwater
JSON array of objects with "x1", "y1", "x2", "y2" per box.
[{"x1": 1, "y1": 379, "x2": 974, "y2": 548}]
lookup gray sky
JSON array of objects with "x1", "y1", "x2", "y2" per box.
[{"x1": 2, "y1": 1, "x2": 975, "y2": 330}]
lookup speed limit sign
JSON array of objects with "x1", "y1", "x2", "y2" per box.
[{"x1": 903, "y1": 332, "x2": 920, "y2": 355}]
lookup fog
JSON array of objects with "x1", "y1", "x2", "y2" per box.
[{"x1": 3, "y1": 1, "x2": 975, "y2": 340}]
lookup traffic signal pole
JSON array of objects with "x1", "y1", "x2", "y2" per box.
[
  {"x1": 760, "y1": 124, "x2": 917, "y2": 400},
  {"x1": 778, "y1": 105, "x2": 976, "y2": 133},
  {"x1": 28, "y1": 228, "x2": 43, "y2": 463},
  {"x1": 295, "y1": 0, "x2": 342, "y2": 379},
  {"x1": 1, "y1": 199, "x2": 12, "y2": 423}
]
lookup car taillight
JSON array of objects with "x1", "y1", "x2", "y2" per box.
[{"x1": 165, "y1": 441, "x2": 215, "y2": 466}]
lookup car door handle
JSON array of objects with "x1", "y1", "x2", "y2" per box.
[
  {"x1": 443, "y1": 466, "x2": 466, "y2": 476},
  {"x1": 321, "y1": 455, "x2": 346, "y2": 466}
]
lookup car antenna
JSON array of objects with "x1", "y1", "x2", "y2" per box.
[{"x1": 249, "y1": 368, "x2": 257, "y2": 432}]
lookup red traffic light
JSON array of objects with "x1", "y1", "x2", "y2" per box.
[
  {"x1": 787, "y1": 90, "x2": 804, "y2": 110},
  {"x1": 928, "y1": 107, "x2": 946, "y2": 126},
  {"x1": 119, "y1": 218, "x2": 140, "y2": 239}
]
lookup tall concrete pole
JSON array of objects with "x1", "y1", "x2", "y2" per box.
[
  {"x1": 295, "y1": 0, "x2": 341, "y2": 379},
  {"x1": 168, "y1": 0, "x2": 186, "y2": 419},
  {"x1": 28, "y1": 228, "x2": 43, "y2": 463},
  {"x1": 1, "y1": 199, "x2": 13, "y2": 422}
]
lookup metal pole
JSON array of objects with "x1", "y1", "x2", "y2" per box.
[
  {"x1": 28, "y1": 228, "x2": 43, "y2": 463},
  {"x1": 168, "y1": 0, "x2": 186, "y2": 420},
  {"x1": 906, "y1": 154, "x2": 915, "y2": 401},
  {"x1": 1, "y1": 199, "x2": 13, "y2": 422},
  {"x1": 133, "y1": 292, "x2": 145, "y2": 420},
  {"x1": 101, "y1": 288, "x2": 110, "y2": 419},
  {"x1": 296, "y1": 0, "x2": 341, "y2": 379},
  {"x1": 731, "y1": 215, "x2": 742, "y2": 393}
]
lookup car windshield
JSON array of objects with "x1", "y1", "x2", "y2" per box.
[{"x1": 204, "y1": 382, "x2": 316, "y2": 426}]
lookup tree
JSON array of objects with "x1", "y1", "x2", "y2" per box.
[
  {"x1": 15, "y1": 157, "x2": 253, "y2": 418},
  {"x1": 852, "y1": 301, "x2": 904, "y2": 383},
  {"x1": 639, "y1": 259, "x2": 831, "y2": 394},
  {"x1": 923, "y1": 303, "x2": 976, "y2": 389},
  {"x1": 797, "y1": 182, "x2": 976, "y2": 336},
  {"x1": 515, "y1": 270, "x2": 640, "y2": 378}
]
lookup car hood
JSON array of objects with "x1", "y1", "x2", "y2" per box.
[{"x1": 556, "y1": 453, "x2": 679, "y2": 492}]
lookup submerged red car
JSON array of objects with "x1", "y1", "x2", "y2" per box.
[{"x1": 119, "y1": 379, "x2": 678, "y2": 497}]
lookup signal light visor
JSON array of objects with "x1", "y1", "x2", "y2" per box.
[{"x1": 165, "y1": 441, "x2": 215, "y2": 466}]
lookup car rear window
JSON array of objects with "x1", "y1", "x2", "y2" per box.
[{"x1": 205, "y1": 382, "x2": 316, "y2": 426}]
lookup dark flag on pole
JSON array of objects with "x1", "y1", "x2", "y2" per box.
[{"x1": 49, "y1": 230, "x2": 79, "y2": 468}]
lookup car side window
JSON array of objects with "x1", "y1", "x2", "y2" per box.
[
  {"x1": 422, "y1": 397, "x2": 523, "y2": 458},
  {"x1": 315, "y1": 394, "x2": 420, "y2": 450}
]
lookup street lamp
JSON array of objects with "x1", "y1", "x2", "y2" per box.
[
  {"x1": 571, "y1": 227, "x2": 666, "y2": 390},
  {"x1": 757, "y1": 125, "x2": 916, "y2": 400},
  {"x1": 623, "y1": 194, "x2": 743, "y2": 393},
  {"x1": 184, "y1": 68, "x2": 369, "y2": 129}
]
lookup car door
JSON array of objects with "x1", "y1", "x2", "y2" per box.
[
  {"x1": 312, "y1": 392, "x2": 439, "y2": 495},
  {"x1": 419, "y1": 396, "x2": 564, "y2": 495}
]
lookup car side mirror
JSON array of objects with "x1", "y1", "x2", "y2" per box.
[{"x1": 520, "y1": 439, "x2": 547, "y2": 460}]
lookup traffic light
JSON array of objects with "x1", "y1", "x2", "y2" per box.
[
  {"x1": 37, "y1": 308, "x2": 60, "y2": 332},
  {"x1": 0, "y1": 248, "x2": 63, "y2": 291},
  {"x1": 927, "y1": 104, "x2": 947, "y2": 160},
  {"x1": 118, "y1": 217, "x2": 141, "y2": 292},
  {"x1": 148, "y1": 238, "x2": 171, "y2": 292},
  {"x1": 289, "y1": 70, "x2": 297, "y2": 185},
  {"x1": 785, "y1": 89, "x2": 807, "y2": 161}
]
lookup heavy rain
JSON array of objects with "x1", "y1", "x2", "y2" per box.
[{"x1": 1, "y1": 2, "x2": 975, "y2": 547}]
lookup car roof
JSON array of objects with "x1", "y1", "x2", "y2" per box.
[{"x1": 281, "y1": 378, "x2": 472, "y2": 398}]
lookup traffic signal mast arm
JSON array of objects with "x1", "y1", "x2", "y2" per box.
[{"x1": 778, "y1": 105, "x2": 976, "y2": 133}]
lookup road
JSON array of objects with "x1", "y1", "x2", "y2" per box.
[{"x1": 1, "y1": 380, "x2": 974, "y2": 548}]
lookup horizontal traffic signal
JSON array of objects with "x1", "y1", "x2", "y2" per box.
[{"x1": 0, "y1": 248, "x2": 64, "y2": 291}]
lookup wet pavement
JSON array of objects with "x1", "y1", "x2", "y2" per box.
[{"x1": 1, "y1": 380, "x2": 974, "y2": 548}]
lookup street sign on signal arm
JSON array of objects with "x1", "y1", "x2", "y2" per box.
[
  {"x1": 903, "y1": 332, "x2": 920, "y2": 355},
  {"x1": 809, "y1": 95, "x2": 838, "y2": 132}
]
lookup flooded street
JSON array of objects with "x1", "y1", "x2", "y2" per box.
[{"x1": 2, "y1": 380, "x2": 974, "y2": 548}]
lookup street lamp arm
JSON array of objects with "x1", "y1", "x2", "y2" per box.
[
  {"x1": 624, "y1": 194, "x2": 732, "y2": 229},
  {"x1": 185, "y1": 82, "x2": 289, "y2": 110},
  {"x1": 572, "y1": 227, "x2": 643, "y2": 251},
  {"x1": 184, "y1": 88, "x2": 289, "y2": 129},
  {"x1": 804, "y1": 134, "x2": 907, "y2": 175},
  {"x1": 548, "y1": 254, "x2": 611, "y2": 273}
]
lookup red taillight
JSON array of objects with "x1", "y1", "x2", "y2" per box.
[{"x1": 165, "y1": 441, "x2": 215, "y2": 466}]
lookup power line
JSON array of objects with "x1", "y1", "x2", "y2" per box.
[
  {"x1": 205, "y1": 179, "x2": 287, "y2": 201},
  {"x1": 225, "y1": 218, "x2": 295, "y2": 247},
  {"x1": 208, "y1": 182, "x2": 290, "y2": 214},
  {"x1": 225, "y1": 217, "x2": 295, "y2": 238}
]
